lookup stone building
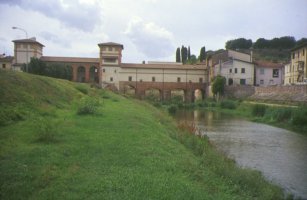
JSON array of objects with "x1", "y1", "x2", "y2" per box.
[
  {"x1": 12, "y1": 38, "x2": 44, "y2": 71},
  {"x1": 284, "y1": 43, "x2": 307, "y2": 84},
  {"x1": 0, "y1": 55, "x2": 14, "y2": 70},
  {"x1": 254, "y1": 60, "x2": 284, "y2": 86}
]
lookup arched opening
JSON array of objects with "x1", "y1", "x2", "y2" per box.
[
  {"x1": 171, "y1": 89, "x2": 185, "y2": 103},
  {"x1": 90, "y1": 66, "x2": 99, "y2": 83},
  {"x1": 145, "y1": 88, "x2": 161, "y2": 102},
  {"x1": 77, "y1": 66, "x2": 86, "y2": 82},
  {"x1": 194, "y1": 89, "x2": 204, "y2": 102},
  {"x1": 123, "y1": 85, "x2": 136, "y2": 96},
  {"x1": 228, "y1": 78, "x2": 233, "y2": 86}
]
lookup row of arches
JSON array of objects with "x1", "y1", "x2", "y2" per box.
[
  {"x1": 123, "y1": 85, "x2": 205, "y2": 103},
  {"x1": 75, "y1": 65, "x2": 99, "y2": 83}
]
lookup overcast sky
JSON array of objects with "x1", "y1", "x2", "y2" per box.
[{"x1": 0, "y1": 0, "x2": 306, "y2": 63}]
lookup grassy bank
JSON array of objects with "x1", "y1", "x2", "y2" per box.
[{"x1": 0, "y1": 70, "x2": 285, "y2": 199}]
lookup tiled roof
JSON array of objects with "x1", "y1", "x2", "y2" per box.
[
  {"x1": 98, "y1": 42, "x2": 124, "y2": 49},
  {"x1": 0, "y1": 56, "x2": 14, "y2": 62},
  {"x1": 120, "y1": 63, "x2": 206, "y2": 70},
  {"x1": 12, "y1": 39, "x2": 44, "y2": 47},
  {"x1": 254, "y1": 60, "x2": 283, "y2": 68},
  {"x1": 41, "y1": 56, "x2": 99, "y2": 63}
]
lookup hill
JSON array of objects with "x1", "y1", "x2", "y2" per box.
[{"x1": 0, "y1": 70, "x2": 284, "y2": 199}]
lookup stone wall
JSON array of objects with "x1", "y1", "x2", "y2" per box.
[
  {"x1": 224, "y1": 85, "x2": 255, "y2": 99},
  {"x1": 250, "y1": 85, "x2": 307, "y2": 103}
]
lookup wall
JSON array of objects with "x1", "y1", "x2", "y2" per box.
[
  {"x1": 251, "y1": 85, "x2": 307, "y2": 103},
  {"x1": 224, "y1": 85, "x2": 255, "y2": 99},
  {"x1": 255, "y1": 66, "x2": 283, "y2": 86}
]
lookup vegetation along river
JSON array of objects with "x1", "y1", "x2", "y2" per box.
[{"x1": 173, "y1": 110, "x2": 307, "y2": 199}]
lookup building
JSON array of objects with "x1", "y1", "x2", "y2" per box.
[
  {"x1": 284, "y1": 43, "x2": 307, "y2": 84},
  {"x1": 12, "y1": 38, "x2": 44, "y2": 71},
  {"x1": 254, "y1": 60, "x2": 284, "y2": 86},
  {"x1": 0, "y1": 55, "x2": 14, "y2": 70},
  {"x1": 209, "y1": 49, "x2": 254, "y2": 86}
]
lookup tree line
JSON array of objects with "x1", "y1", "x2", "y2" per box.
[
  {"x1": 225, "y1": 36, "x2": 307, "y2": 50},
  {"x1": 25, "y1": 57, "x2": 72, "y2": 80},
  {"x1": 176, "y1": 45, "x2": 206, "y2": 64}
]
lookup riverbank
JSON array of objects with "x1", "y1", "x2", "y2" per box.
[
  {"x1": 159, "y1": 99, "x2": 307, "y2": 136},
  {"x1": 0, "y1": 70, "x2": 285, "y2": 199}
]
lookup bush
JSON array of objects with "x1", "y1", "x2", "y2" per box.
[
  {"x1": 220, "y1": 100, "x2": 236, "y2": 109},
  {"x1": 168, "y1": 105, "x2": 177, "y2": 114},
  {"x1": 77, "y1": 97, "x2": 101, "y2": 115},
  {"x1": 252, "y1": 104, "x2": 267, "y2": 117},
  {"x1": 292, "y1": 108, "x2": 307, "y2": 126},
  {"x1": 271, "y1": 107, "x2": 292, "y2": 122},
  {"x1": 36, "y1": 118, "x2": 59, "y2": 143}
]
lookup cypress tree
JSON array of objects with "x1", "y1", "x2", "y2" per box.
[
  {"x1": 188, "y1": 46, "x2": 191, "y2": 61},
  {"x1": 176, "y1": 47, "x2": 181, "y2": 62}
]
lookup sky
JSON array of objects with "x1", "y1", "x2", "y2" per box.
[{"x1": 0, "y1": 0, "x2": 306, "y2": 63}]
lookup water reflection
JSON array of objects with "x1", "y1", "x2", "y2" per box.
[{"x1": 173, "y1": 110, "x2": 307, "y2": 199}]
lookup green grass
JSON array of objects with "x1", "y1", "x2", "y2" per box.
[{"x1": 0, "y1": 70, "x2": 285, "y2": 199}]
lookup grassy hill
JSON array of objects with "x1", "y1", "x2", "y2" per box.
[{"x1": 0, "y1": 70, "x2": 284, "y2": 199}]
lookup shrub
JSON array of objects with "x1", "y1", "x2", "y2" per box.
[
  {"x1": 77, "y1": 97, "x2": 101, "y2": 115},
  {"x1": 252, "y1": 104, "x2": 267, "y2": 117},
  {"x1": 272, "y1": 107, "x2": 292, "y2": 122},
  {"x1": 220, "y1": 100, "x2": 236, "y2": 109},
  {"x1": 168, "y1": 105, "x2": 177, "y2": 114},
  {"x1": 36, "y1": 118, "x2": 59, "y2": 143},
  {"x1": 292, "y1": 108, "x2": 307, "y2": 126}
]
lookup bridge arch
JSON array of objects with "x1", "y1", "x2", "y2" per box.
[
  {"x1": 145, "y1": 88, "x2": 162, "y2": 102},
  {"x1": 123, "y1": 84, "x2": 136, "y2": 96},
  {"x1": 77, "y1": 66, "x2": 86, "y2": 82},
  {"x1": 90, "y1": 65, "x2": 99, "y2": 83}
]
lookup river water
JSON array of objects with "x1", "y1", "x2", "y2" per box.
[{"x1": 173, "y1": 110, "x2": 307, "y2": 199}]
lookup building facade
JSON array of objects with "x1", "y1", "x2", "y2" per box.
[
  {"x1": 254, "y1": 60, "x2": 284, "y2": 86},
  {"x1": 209, "y1": 50, "x2": 254, "y2": 86},
  {"x1": 284, "y1": 43, "x2": 307, "y2": 84},
  {"x1": 12, "y1": 38, "x2": 44, "y2": 71},
  {"x1": 0, "y1": 55, "x2": 14, "y2": 70}
]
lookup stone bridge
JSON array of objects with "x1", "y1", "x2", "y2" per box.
[{"x1": 119, "y1": 81, "x2": 207, "y2": 103}]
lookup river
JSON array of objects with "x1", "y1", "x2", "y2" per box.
[{"x1": 173, "y1": 110, "x2": 307, "y2": 199}]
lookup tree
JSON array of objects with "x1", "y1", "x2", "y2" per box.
[
  {"x1": 199, "y1": 46, "x2": 206, "y2": 62},
  {"x1": 253, "y1": 38, "x2": 270, "y2": 49},
  {"x1": 28, "y1": 57, "x2": 46, "y2": 75},
  {"x1": 187, "y1": 46, "x2": 191, "y2": 61},
  {"x1": 176, "y1": 47, "x2": 181, "y2": 62},
  {"x1": 225, "y1": 38, "x2": 252, "y2": 50},
  {"x1": 212, "y1": 75, "x2": 226, "y2": 101},
  {"x1": 181, "y1": 45, "x2": 188, "y2": 64},
  {"x1": 186, "y1": 54, "x2": 197, "y2": 64},
  {"x1": 296, "y1": 38, "x2": 307, "y2": 47}
]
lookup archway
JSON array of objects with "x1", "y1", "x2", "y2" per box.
[
  {"x1": 77, "y1": 66, "x2": 86, "y2": 82},
  {"x1": 124, "y1": 84, "x2": 136, "y2": 96},
  {"x1": 145, "y1": 88, "x2": 161, "y2": 102},
  {"x1": 90, "y1": 66, "x2": 99, "y2": 83},
  {"x1": 194, "y1": 89, "x2": 204, "y2": 102},
  {"x1": 228, "y1": 78, "x2": 233, "y2": 86},
  {"x1": 171, "y1": 89, "x2": 185, "y2": 103}
]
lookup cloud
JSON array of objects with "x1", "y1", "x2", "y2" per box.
[
  {"x1": 39, "y1": 31, "x2": 71, "y2": 48},
  {"x1": 124, "y1": 17, "x2": 174, "y2": 59},
  {"x1": 0, "y1": 0, "x2": 102, "y2": 32}
]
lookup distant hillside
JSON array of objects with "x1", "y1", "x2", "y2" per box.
[{"x1": 241, "y1": 48, "x2": 290, "y2": 63}]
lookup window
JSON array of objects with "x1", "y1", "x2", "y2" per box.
[
  {"x1": 303, "y1": 49, "x2": 305, "y2": 56},
  {"x1": 110, "y1": 77, "x2": 113, "y2": 82},
  {"x1": 235, "y1": 68, "x2": 237, "y2": 73},
  {"x1": 2, "y1": 64, "x2": 6, "y2": 69},
  {"x1": 229, "y1": 69, "x2": 232, "y2": 73},
  {"x1": 177, "y1": 77, "x2": 181, "y2": 82},
  {"x1": 228, "y1": 78, "x2": 233, "y2": 85},
  {"x1": 272, "y1": 69, "x2": 279, "y2": 78},
  {"x1": 292, "y1": 53, "x2": 295, "y2": 59},
  {"x1": 240, "y1": 79, "x2": 246, "y2": 85},
  {"x1": 260, "y1": 80, "x2": 264, "y2": 85},
  {"x1": 152, "y1": 77, "x2": 155, "y2": 82},
  {"x1": 108, "y1": 47, "x2": 112, "y2": 51},
  {"x1": 199, "y1": 78, "x2": 203, "y2": 83},
  {"x1": 241, "y1": 68, "x2": 245, "y2": 73},
  {"x1": 260, "y1": 68, "x2": 265, "y2": 75},
  {"x1": 189, "y1": 80, "x2": 192, "y2": 83},
  {"x1": 128, "y1": 76, "x2": 132, "y2": 81},
  {"x1": 104, "y1": 58, "x2": 116, "y2": 63},
  {"x1": 23, "y1": 44, "x2": 27, "y2": 49},
  {"x1": 140, "y1": 79, "x2": 143, "y2": 82},
  {"x1": 102, "y1": 68, "x2": 105, "y2": 72},
  {"x1": 114, "y1": 70, "x2": 117, "y2": 73}
]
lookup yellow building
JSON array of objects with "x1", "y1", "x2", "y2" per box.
[{"x1": 284, "y1": 43, "x2": 307, "y2": 84}]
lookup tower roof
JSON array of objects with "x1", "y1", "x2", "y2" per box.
[
  {"x1": 98, "y1": 42, "x2": 124, "y2": 49},
  {"x1": 12, "y1": 38, "x2": 44, "y2": 47}
]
